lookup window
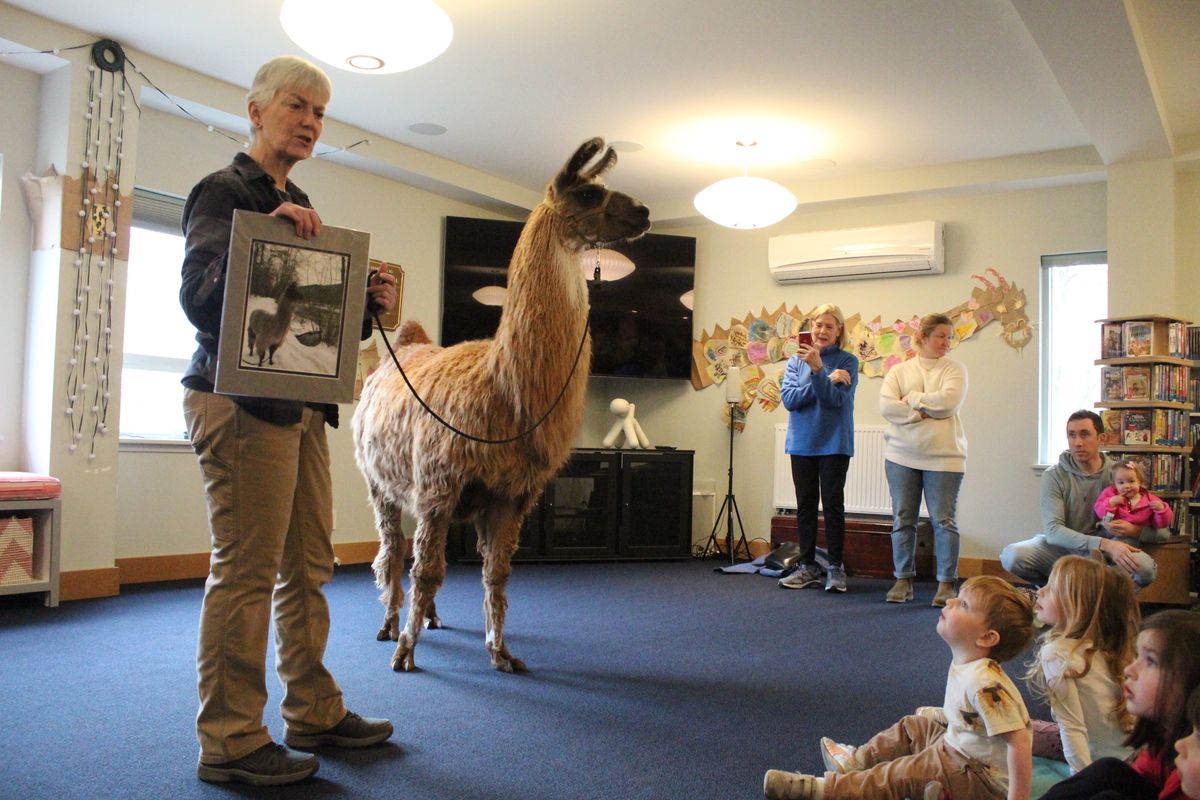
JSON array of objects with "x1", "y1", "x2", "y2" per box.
[
  {"x1": 1039, "y1": 252, "x2": 1107, "y2": 464},
  {"x1": 119, "y1": 189, "x2": 194, "y2": 440}
]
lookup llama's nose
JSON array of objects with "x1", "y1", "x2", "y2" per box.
[{"x1": 634, "y1": 204, "x2": 649, "y2": 220}]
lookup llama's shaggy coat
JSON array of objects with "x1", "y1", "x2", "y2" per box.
[{"x1": 353, "y1": 139, "x2": 650, "y2": 672}]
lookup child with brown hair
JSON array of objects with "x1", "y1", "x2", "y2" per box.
[
  {"x1": 763, "y1": 575, "x2": 1035, "y2": 800},
  {"x1": 1025, "y1": 554, "x2": 1140, "y2": 772}
]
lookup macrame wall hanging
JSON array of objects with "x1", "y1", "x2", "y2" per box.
[{"x1": 59, "y1": 40, "x2": 134, "y2": 460}]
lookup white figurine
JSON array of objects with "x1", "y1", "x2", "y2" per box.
[{"x1": 601, "y1": 398, "x2": 651, "y2": 449}]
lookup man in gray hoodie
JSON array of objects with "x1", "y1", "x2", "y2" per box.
[{"x1": 1000, "y1": 410, "x2": 1156, "y2": 587}]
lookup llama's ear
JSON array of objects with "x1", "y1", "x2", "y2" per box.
[
  {"x1": 580, "y1": 146, "x2": 617, "y2": 180},
  {"x1": 555, "y1": 137, "x2": 604, "y2": 192}
]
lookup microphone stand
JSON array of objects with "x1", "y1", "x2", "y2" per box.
[{"x1": 702, "y1": 401, "x2": 751, "y2": 563}]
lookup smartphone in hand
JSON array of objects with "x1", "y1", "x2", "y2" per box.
[{"x1": 797, "y1": 331, "x2": 813, "y2": 348}]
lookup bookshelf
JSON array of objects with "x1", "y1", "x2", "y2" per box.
[{"x1": 1095, "y1": 316, "x2": 1197, "y2": 604}]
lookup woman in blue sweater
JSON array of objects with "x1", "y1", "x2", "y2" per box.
[{"x1": 778, "y1": 304, "x2": 859, "y2": 592}]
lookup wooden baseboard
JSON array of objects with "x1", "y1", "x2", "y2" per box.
[
  {"x1": 73, "y1": 540, "x2": 386, "y2": 599},
  {"x1": 60, "y1": 567, "x2": 120, "y2": 601}
]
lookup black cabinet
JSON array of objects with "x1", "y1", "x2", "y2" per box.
[{"x1": 449, "y1": 448, "x2": 692, "y2": 562}]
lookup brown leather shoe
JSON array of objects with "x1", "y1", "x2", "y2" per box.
[
  {"x1": 885, "y1": 578, "x2": 914, "y2": 603},
  {"x1": 197, "y1": 742, "x2": 318, "y2": 786},
  {"x1": 931, "y1": 581, "x2": 957, "y2": 607}
]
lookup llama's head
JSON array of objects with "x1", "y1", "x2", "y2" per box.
[{"x1": 545, "y1": 138, "x2": 650, "y2": 249}]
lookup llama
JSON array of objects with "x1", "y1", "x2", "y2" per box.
[
  {"x1": 353, "y1": 138, "x2": 650, "y2": 672},
  {"x1": 246, "y1": 281, "x2": 301, "y2": 366}
]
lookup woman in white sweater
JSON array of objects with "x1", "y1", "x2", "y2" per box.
[{"x1": 879, "y1": 313, "x2": 968, "y2": 607}]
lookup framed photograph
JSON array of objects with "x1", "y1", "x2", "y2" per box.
[
  {"x1": 368, "y1": 258, "x2": 405, "y2": 331},
  {"x1": 215, "y1": 210, "x2": 370, "y2": 404}
]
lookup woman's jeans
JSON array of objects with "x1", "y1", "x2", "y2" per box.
[
  {"x1": 884, "y1": 460, "x2": 964, "y2": 582},
  {"x1": 791, "y1": 454, "x2": 851, "y2": 567}
]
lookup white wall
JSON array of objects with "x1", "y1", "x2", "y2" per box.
[
  {"x1": 0, "y1": 60, "x2": 40, "y2": 469},
  {"x1": 580, "y1": 181, "x2": 1108, "y2": 560}
]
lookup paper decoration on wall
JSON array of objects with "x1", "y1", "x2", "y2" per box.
[{"x1": 691, "y1": 269, "x2": 1029, "y2": 420}]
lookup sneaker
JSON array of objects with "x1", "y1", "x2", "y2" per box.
[
  {"x1": 763, "y1": 769, "x2": 820, "y2": 800},
  {"x1": 825, "y1": 564, "x2": 847, "y2": 593},
  {"x1": 819, "y1": 737, "x2": 860, "y2": 773},
  {"x1": 885, "y1": 578, "x2": 914, "y2": 603},
  {"x1": 778, "y1": 563, "x2": 823, "y2": 590},
  {"x1": 931, "y1": 581, "x2": 957, "y2": 608},
  {"x1": 284, "y1": 710, "x2": 394, "y2": 749},
  {"x1": 197, "y1": 742, "x2": 318, "y2": 786}
]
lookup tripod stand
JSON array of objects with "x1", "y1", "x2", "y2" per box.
[{"x1": 703, "y1": 402, "x2": 751, "y2": 563}]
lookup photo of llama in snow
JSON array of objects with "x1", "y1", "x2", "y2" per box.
[{"x1": 238, "y1": 242, "x2": 348, "y2": 377}]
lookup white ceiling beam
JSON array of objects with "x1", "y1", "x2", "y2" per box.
[{"x1": 1010, "y1": 0, "x2": 1172, "y2": 164}]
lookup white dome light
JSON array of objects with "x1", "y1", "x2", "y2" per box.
[
  {"x1": 694, "y1": 176, "x2": 797, "y2": 229},
  {"x1": 280, "y1": 0, "x2": 453, "y2": 75},
  {"x1": 578, "y1": 248, "x2": 636, "y2": 282},
  {"x1": 472, "y1": 286, "x2": 507, "y2": 306}
]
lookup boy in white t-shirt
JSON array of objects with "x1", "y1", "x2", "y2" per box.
[{"x1": 764, "y1": 576, "x2": 1035, "y2": 800}]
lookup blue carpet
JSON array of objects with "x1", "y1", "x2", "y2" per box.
[{"x1": 0, "y1": 560, "x2": 1047, "y2": 799}]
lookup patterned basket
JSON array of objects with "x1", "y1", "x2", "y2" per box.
[{"x1": 0, "y1": 516, "x2": 35, "y2": 586}]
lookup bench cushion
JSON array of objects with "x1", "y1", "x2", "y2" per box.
[{"x1": 0, "y1": 472, "x2": 62, "y2": 501}]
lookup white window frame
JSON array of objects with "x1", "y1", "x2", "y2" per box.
[
  {"x1": 1037, "y1": 251, "x2": 1108, "y2": 466},
  {"x1": 119, "y1": 188, "x2": 192, "y2": 446}
]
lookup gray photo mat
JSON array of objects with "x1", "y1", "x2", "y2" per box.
[{"x1": 215, "y1": 210, "x2": 370, "y2": 404}]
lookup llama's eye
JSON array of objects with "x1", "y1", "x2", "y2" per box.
[{"x1": 577, "y1": 187, "x2": 602, "y2": 204}]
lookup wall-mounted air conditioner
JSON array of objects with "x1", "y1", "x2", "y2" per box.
[{"x1": 767, "y1": 220, "x2": 944, "y2": 283}]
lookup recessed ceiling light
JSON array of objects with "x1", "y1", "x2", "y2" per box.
[
  {"x1": 609, "y1": 141, "x2": 644, "y2": 153},
  {"x1": 408, "y1": 122, "x2": 448, "y2": 135}
]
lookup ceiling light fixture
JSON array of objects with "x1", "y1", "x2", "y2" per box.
[
  {"x1": 471, "y1": 286, "x2": 507, "y2": 306},
  {"x1": 280, "y1": 0, "x2": 453, "y2": 75},
  {"x1": 694, "y1": 140, "x2": 797, "y2": 230},
  {"x1": 578, "y1": 248, "x2": 636, "y2": 282}
]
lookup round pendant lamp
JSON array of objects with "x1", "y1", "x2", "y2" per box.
[
  {"x1": 472, "y1": 286, "x2": 507, "y2": 306},
  {"x1": 694, "y1": 141, "x2": 797, "y2": 229},
  {"x1": 280, "y1": 0, "x2": 453, "y2": 74},
  {"x1": 578, "y1": 248, "x2": 636, "y2": 282}
]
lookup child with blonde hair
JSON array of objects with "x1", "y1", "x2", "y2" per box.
[
  {"x1": 1094, "y1": 461, "x2": 1173, "y2": 540},
  {"x1": 1026, "y1": 555, "x2": 1140, "y2": 772},
  {"x1": 763, "y1": 576, "x2": 1035, "y2": 800}
]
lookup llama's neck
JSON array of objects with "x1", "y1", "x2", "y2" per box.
[{"x1": 491, "y1": 205, "x2": 589, "y2": 414}]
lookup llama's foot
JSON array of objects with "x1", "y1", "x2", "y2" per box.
[
  {"x1": 424, "y1": 614, "x2": 442, "y2": 630},
  {"x1": 488, "y1": 644, "x2": 527, "y2": 674},
  {"x1": 376, "y1": 614, "x2": 400, "y2": 641},
  {"x1": 390, "y1": 634, "x2": 417, "y2": 672}
]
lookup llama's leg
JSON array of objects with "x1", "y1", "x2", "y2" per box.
[
  {"x1": 391, "y1": 511, "x2": 449, "y2": 672},
  {"x1": 247, "y1": 328, "x2": 256, "y2": 356},
  {"x1": 478, "y1": 502, "x2": 526, "y2": 673},
  {"x1": 268, "y1": 344, "x2": 278, "y2": 365},
  {"x1": 367, "y1": 484, "x2": 406, "y2": 642}
]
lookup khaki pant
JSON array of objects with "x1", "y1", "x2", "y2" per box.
[
  {"x1": 825, "y1": 715, "x2": 1003, "y2": 800},
  {"x1": 185, "y1": 390, "x2": 346, "y2": 764}
]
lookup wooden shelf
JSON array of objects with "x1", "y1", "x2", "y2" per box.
[
  {"x1": 1102, "y1": 444, "x2": 1192, "y2": 454},
  {"x1": 1097, "y1": 315, "x2": 1192, "y2": 325},
  {"x1": 1096, "y1": 356, "x2": 1198, "y2": 367},
  {"x1": 1095, "y1": 401, "x2": 1193, "y2": 411}
]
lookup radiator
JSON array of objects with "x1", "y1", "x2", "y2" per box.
[{"x1": 774, "y1": 423, "x2": 907, "y2": 516}]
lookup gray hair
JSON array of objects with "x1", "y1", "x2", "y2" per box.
[{"x1": 246, "y1": 56, "x2": 332, "y2": 140}]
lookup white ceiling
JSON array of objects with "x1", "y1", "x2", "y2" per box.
[{"x1": 4, "y1": 0, "x2": 1199, "y2": 224}]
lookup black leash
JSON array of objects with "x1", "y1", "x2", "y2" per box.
[{"x1": 368, "y1": 268, "x2": 598, "y2": 445}]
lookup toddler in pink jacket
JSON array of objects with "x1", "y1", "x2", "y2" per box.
[{"x1": 1094, "y1": 461, "x2": 1173, "y2": 540}]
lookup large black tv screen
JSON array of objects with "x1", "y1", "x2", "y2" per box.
[{"x1": 441, "y1": 216, "x2": 696, "y2": 380}]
